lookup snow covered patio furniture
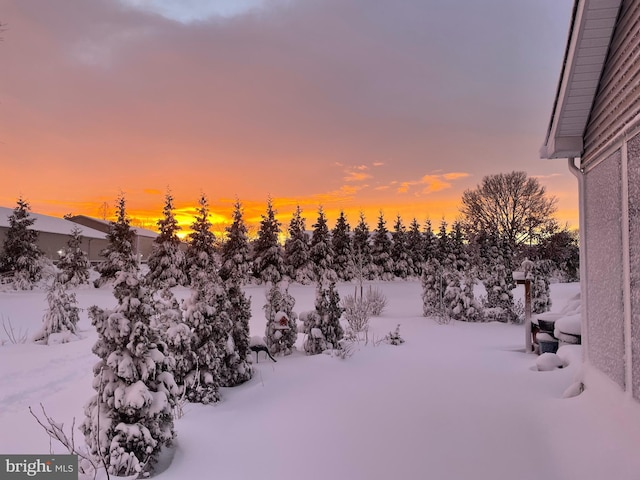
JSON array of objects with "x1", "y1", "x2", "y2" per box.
[{"x1": 531, "y1": 293, "x2": 581, "y2": 354}]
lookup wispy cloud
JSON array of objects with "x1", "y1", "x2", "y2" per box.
[{"x1": 391, "y1": 172, "x2": 470, "y2": 195}]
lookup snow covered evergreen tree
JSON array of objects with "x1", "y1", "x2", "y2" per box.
[
  {"x1": 252, "y1": 197, "x2": 285, "y2": 284},
  {"x1": 422, "y1": 219, "x2": 437, "y2": 263},
  {"x1": 448, "y1": 221, "x2": 469, "y2": 272},
  {"x1": 0, "y1": 197, "x2": 43, "y2": 288},
  {"x1": 406, "y1": 218, "x2": 424, "y2": 277},
  {"x1": 95, "y1": 194, "x2": 138, "y2": 287},
  {"x1": 284, "y1": 205, "x2": 313, "y2": 284},
  {"x1": 220, "y1": 199, "x2": 252, "y2": 285},
  {"x1": 146, "y1": 191, "x2": 187, "y2": 288},
  {"x1": 421, "y1": 257, "x2": 444, "y2": 317},
  {"x1": 309, "y1": 207, "x2": 335, "y2": 282},
  {"x1": 181, "y1": 266, "x2": 228, "y2": 404},
  {"x1": 371, "y1": 212, "x2": 394, "y2": 280},
  {"x1": 482, "y1": 234, "x2": 517, "y2": 323},
  {"x1": 531, "y1": 259, "x2": 552, "y2": 314},
  {"x1": 220, "y1": 280, "x2": 253, "y2": 386},
  {"x1": 33, "y1": 273, "x2": 80, "y2": 344},
  {"x1": 391, "y1": 215, "x2": 412, "y2": 279},
  {"x1": 57, "y1": 225, "x2": 90, "y2": 286},
  {"x1": 352, "y1": 212, "x2": 374, "y2": 280},
  {"x1": 263, "y1": 281, "x2": 298, "y2": 356},
  {"x1": 303, "y1": 275, "x2": 344, "y2": 355},
  {"x1": 331, "y1": 210, "x2": 355, "y2": 281},
  {"x1": 435, "y1": 219, "x2": 451, "y2": 268},
  {"x1": 185, "y1": 194, "x2": 218, "y2": 285},
  {"x1": 442, "y1": 269, "x2": 482, "y2": 322},
  {"x1": 81, "y1": 270, "x2": 178, "y2": 478}
]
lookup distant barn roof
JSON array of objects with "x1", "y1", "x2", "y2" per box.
[
  {"x1": 541, "y1": 0, "x2": 622, "y2": 159},
  {"x1": 0, "y1": 206, "x2": 107, "y2": 239},
  {"x1": 67, "y1": 215, "x2": 159, "y2": 239}
]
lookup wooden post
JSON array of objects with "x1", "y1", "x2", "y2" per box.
[{"x1": 524, "y1": 279, "x2": 532, "y2": 352}]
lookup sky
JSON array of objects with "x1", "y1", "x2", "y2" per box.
[{"x1": 0, "y1": 0, "x2": 577, "y2": 236}]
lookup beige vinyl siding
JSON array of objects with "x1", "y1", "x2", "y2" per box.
[{"x1": 583, "y1": 0, "x2": 640, "y2": 166}]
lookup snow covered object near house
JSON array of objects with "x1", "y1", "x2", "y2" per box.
[{"x1": 81, "y1": 270, "x2": 178, "y2": 478}]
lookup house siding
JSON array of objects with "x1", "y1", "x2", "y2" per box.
[
  {"x1": 584, "y1": 149, "x2": 626, "y2": 389},
  {"x1": 583, "y1": 0, "x2": 640, "y2": 167},
  {"x1": 628, "y1": 132, "x2": 640, "y2": 400}
]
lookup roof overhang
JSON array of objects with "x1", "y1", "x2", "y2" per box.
[{"x1": 540, "y1": 0, "x2": 622, "y2": 159}]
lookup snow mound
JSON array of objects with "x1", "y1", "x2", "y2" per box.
[
  {"x1": 536, "y1": 352, "x2": 566, "y2": 371},
  {"x1": 555, "y1": 314, "x2": 581, "y2": 336},
  {"x1": 562, "y1": 382, "x2": 585, "y2": 398}
]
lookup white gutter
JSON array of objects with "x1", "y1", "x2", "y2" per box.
[{"x1": 567, "y1": 157, "x2": 588, "y2": 363}]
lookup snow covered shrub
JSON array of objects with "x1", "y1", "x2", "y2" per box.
[
  {"x1": 384, "y1": 324, "x2": 405, "y2": 346},
  {"x1": 341, "y1": 287, "x2": 372, "y2": 336},
  {"x1": 81, "y1": 270, "x2": 178, "y2": 478},
  {"x1": 1, "y1": 315, "x2": 28, "y2": 345},
  {"x1": 442, "y1": 270, "x2": 482, "y2": 322},
  {"x1": 303, "y1": 278, "x2": 344, "y2": 355},
  {"x1": 365, "y1": 286, "x2": 387, "y2": 316},
  {"x1": 57, "y1": 225, "x2": 90, "y2": 286},
  {"x1": 33, "y1": 274, "x2": 80, "y2": 345},
  {"x1": 263, "y1": 281, "x2": 298, "y2": 356}
]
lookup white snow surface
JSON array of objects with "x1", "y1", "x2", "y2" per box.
[{"x1": 2, "y1": 281, "x2": 640, "y2": 479}]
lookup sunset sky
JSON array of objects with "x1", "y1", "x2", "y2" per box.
[{"x1": 1, "y1": 0, "x2": 577, "y2": 236}]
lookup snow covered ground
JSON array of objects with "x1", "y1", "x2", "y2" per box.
[{"x1": 2, "y1": 280, "x2": 640, "y2": 480}]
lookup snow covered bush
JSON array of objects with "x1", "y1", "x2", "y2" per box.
[
  {"x1": 303, "y1": 277, "x2": 344, "y2": 355},
  {"x1": 383, "y1": 324, "x2": 405, "y2": 346},
  {"x1": 341, "y1": 287, "x2": 372, "y2": 337},
  {"x1": 531, "y1": 259, "x2": 552, "y2": 314},
  {"x1": 442, "y1": 270, "x2": 482, "y2": 322},
  {"x1": 219, "y1": 280, "x2": 253, "y2": 386},
  {"x1": 365, "y1": 286, "x2": 387, "y2": 316},
  {"x1": 263, "y1": 281, "x2": 298, "y2": 356},
  {"x1": 421, "y1": 258, "x2": 444, "y2": 317},
  {"x1": 81, "y1": 270, "x2": 178, "y2": 478},
  {"x1": 33, "y1": 274, "x2": 80, "y2": 345},
  {"x1": 57, "y1": 225, "x2": 90, "y2": 286}
]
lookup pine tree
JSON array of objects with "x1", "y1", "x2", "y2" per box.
[
  {"x1": 421, "y1": 257, "x2": 444, "y2": 317},
  {"x1": 0, "y1": 197, "x2": 43, "y2": 288},
  {"x1": 185, "y1": 194, "x2": 218, "y2": 284},
  {"x1": 146, "y1": 191, "x2": 187, "y2": 288},
  {"x1": 81, "y1": 270, "x2": 178, "y2": 477},
  {"x1": 371, "y1": 212, "x2": 394, "y2": 280},
  {"x1": 352, "y1": 212, "x2": 373, "y2": 280},
  {"x1": 220, "y1": 280, "x2": 253, "y2": 386},
  {"x1": 531, "y1": 259, "x2": 552, "y2": 314},
  {"x1": 406, "y1": 218, "x2": 425, "y2": 277},
  {"x1": 95, "y1": 194, "x2": 138, "y2": 286},
  {"x1": 391, "y1": 215, "x2": 412, "y2": 279},
  {"x1": 252, "y1": 197, "x2": 285, "y2": 284},
  {"x1": 482, "y1": 234, "x2": 517, "y2": 323},
  {"x1": 435, "y1": 219, "x2": 450, "y2": 268},
  {"x1": 303, "y1": 275, "x2": 344, "y2": 355},
  {"x1": 309, "y1": 207, "x2": 335, "y2": 282},
  {"x1": 33, "y1": 273, "x2": 80, "y2": 344},
  {"x1": 283, "y1": 205, "x2": 313, "y2": 284},
  {"x1": 331, "y1": 211, "x2": 355, "y2": 281},
  {"x1": 181, "y1": 266, "x2": 228, "y2": 404},
  {"x1": 263, "y1": 281, "x2": 298, "y2": 356},
  {"x1": 57, "y1": 225, "x2": 90, "y2": 286},
  {"x1": 220, "y1": 199, "x2": 252, "y2": 285},
  {"x1": 423, "y1": 219, "x2": 437, "y2": 263}
]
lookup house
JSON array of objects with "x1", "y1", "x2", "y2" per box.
[
  {"x1": 67, "y1": 215, "x2": 159, "y2": 263},
  {"x1": 0, "y1": 207, "x2": 109, "y2": 263},
  {"x1": 540, "y1": 0, "x2": 640, "y2": 400}
]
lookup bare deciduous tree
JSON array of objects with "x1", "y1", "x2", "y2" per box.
[{"x1": 460, "y1": 171, "x2": 557, "y2": 248}]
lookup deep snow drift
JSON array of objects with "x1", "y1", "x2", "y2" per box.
[{"x1": 1, "y1": 280, "x2": 640, "y2": 480}]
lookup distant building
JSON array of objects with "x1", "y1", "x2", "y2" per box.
[
  {"x1": 67, "y1": 215, "x2": 159, "y2": 263},
  {"x1": 0, "y1": 207, "x2": 108, "y2": 263},
  {"x1": 541, "y1": 0, "x2": 640, "y2": 400}
]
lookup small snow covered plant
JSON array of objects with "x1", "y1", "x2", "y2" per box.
[
  {"x1": 263, "y1": 281, "x2": 298, "y2": 356},
  {"x1": 81, "y1": 270, "x2": 179, "y2": 478},
  {"x1": 365, "y1": 286, "x2": 387, "y2": 316},
  {"x1": 1, "y1": 315, "x2": 28, "y2": 345},
  {"x1": 384, "y1": 324, "x2": 405, "y2": 346},
  {"x1": 342, "y1": 288, "x2": 372, "y2": 336},
  {"x1": 32, "y1": 274, "x2": 80, "y2": 345}
]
